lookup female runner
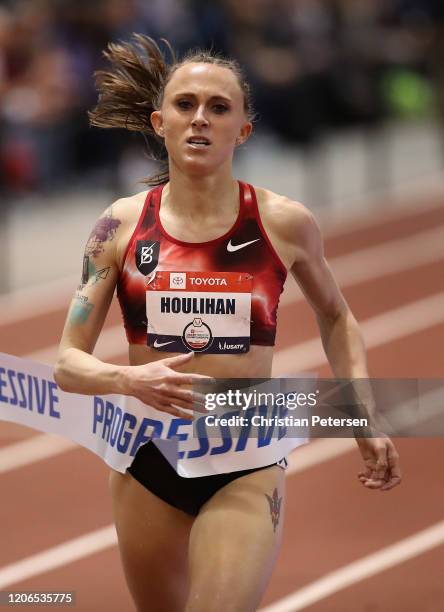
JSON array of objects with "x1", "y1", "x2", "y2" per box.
[{"x1": 54, "y1": 35, "x2": 401, "y2": 612}]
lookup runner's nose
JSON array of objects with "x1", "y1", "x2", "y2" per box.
[{"x1": 191, "y1": 106, "x2": 209, "y2": 128}]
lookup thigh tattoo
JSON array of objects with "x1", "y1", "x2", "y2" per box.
[{"x1": 265, "y1": 488, "x2": 282, "y2": 532}]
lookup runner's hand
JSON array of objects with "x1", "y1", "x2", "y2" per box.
[
  {"x1": 122, "y1": 352, "x2": 210, "y2": 420},
  {"x1": 355, "y1": 435, "x2": 402, "y2": 491}
]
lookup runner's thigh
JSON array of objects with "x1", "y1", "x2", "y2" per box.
[
  {"x1": 186, "y1": 465, "x2": 285, "y2": 612},
  {"x1": 109, "y1": 469, "x2": 194, "y2": 612}
]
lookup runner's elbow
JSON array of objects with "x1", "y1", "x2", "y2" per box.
[
  {"x1": 54, "y1": 349, "x2": 75, "y2": 391},
  {"x1": 53, "y1": 360, "x2": 68, "y2": 391}
]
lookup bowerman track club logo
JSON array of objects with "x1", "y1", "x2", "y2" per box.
[{"x1": 136, "y1": 241, "x2": 160, "y2": 275}]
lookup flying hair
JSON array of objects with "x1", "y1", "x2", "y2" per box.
[{"x1": 89, "y1": 34, "x2": 255, "y2": 186}]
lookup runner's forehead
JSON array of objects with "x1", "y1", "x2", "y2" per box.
[{"x1": 165, "y1": 63, "x2": 243, "y2": 104}]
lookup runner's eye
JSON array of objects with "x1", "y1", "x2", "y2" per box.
[
  {"x1": 177, "y1": 100, "x2": 193, "y2": 110},
  {"x1": 213, "y1": 104, "x2": 229, "y2": 114}
]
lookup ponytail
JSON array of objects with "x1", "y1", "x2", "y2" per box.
[{"x1": 89, "y1": 34, "x2": 255, "y2": 186}]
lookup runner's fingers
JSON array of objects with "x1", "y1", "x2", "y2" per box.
[
  {"x1": 137, "y1": 388, "x2": 200, "y2": 415},
  {"x1": 188, "y1": 391, "x2": 208, "y2": 412},
  {"x1": 156, "y1": 402, "x2": 194, "y2": 420},
  {"x1": 357, "y1": 470, "x2": 370, "y2": 482},
  {"x1": 169, "y1": 388, "x2": 207, "y2": 407},
  {"x1": 140, "y1": 389, "x2": 184, "y2": 412},
  {"x1": 358, "y1": 466, "x2": 372, "y2": 480},
  {"x1": 375, "y1": 463, "x2": 388, "y2": 479},
  {"x1": 159, "y1": 386, "x2": 207, "y2": 411},
  {"x1": 387, "y1": 446, "x2": 401, "y2": 469},
  {"x1": 167, "y1": 373, "x2": 216, "y2": 386},
  {"x1": 359, "y1": 442, "x2": 401, "y2": 490},
  {"x1": 374, "y1": 449, "x2": 389, "y2": 479},
  {"x1": 359, "y1": 467, "x2": 386, "y2": 488},
  {"x1": 380, "y1": 473, "x2": 402, "y2": 491},
  {"x1": 370, "y1": 464, "x2": 388, "y2": 482},
  {"x1": 159, "y1": 380, "x2": 215, "y2": 415},
  {"x1": 373, "y1": 465, "x2": 388, "y2": 481},
  {"x1": 149, "y1": 388, "x2": 203, "y2": 417},
  {"x1": 164, "y1": 395, "x2": 200, "y2": 411},
  {"x1": 364, "y1": 481, "x2": 384, "y2": 489},
  {"x1": 365, "y1": 464, "x2": 390, "y2": 488},
  {"x1": 160, "y1": 384, "x2": 194, "y2": 402},
  {"x1": 163, "y1": 352, "x2": 194, "y2": 369},
  {"x1": 380, "y1": 463, "x2": 402, "y2": 491}
]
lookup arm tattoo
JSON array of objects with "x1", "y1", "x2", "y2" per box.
[
  {"x1": 81, "y1": 255, "x2": 90, "y2": 286},
  {"x1": 69, "y1": 294, "x2": 95, "y2": 325},
  {"x1": 79, "y1": 257, "x2": 111, "y2": 290},
  {"x1": 94, "y1": 266, "x2": 111, "y2": 283},
  {"x1": 85, "y1": 206, "x2": 121, "y2": 258},
  {"x1": 265, "y1": 488, "x2": 282, "y2": 532},
  {"x1": 78, "y1": 255, "x2": 95, "y2": 289}
]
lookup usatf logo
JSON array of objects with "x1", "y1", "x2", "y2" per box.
[
  {"x1": 218, "y1": 341, "x2": 245, "y2": 351},
  {"x1": 170, "y1": 272, "x2": 186, "y2": 289},
  {"x1": 136, "y1": 241, "x2": 159, "y2": 275}
]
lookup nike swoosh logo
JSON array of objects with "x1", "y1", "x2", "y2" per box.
[
  {"x1": 227, "y1": 238, "x2": 261, "y2": 252},
  {"x1": 153, "y1": 339, "x2": 175, "y2": 348}
]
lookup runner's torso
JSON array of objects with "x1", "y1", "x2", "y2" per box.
[{"x1": 116, "y1": 181, "x2": 288, "y2": 377}]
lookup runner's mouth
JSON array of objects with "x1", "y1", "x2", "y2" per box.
[{"x1": 187, "y1": 136, "x2": 211, "y2": 147}]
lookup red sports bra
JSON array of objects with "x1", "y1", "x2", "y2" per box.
[{"x1": 117, "y1": 181, "x2": 287, "y2": 347}]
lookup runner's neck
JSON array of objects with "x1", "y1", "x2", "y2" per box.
[{"x1": 164, "y1": 171, "x2": 239, "y2": 220}]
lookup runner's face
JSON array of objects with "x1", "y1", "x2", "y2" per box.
[{"x1": 151, "y1": 63, "x2": 252, "y2": 176}]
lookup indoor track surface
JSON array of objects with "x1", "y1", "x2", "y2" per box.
[{"x1": 1, "y1": 191, "x2": 443, "y2": 611}]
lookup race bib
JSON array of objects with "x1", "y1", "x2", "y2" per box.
[{"x1": 146, "y1": 271, "x2": 252, "y2": 354}]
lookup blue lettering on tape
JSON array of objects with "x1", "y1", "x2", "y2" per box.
[
  {"x1": 103, "y1": 401, "x2": 114, "y2": 442},
  {"x1": 235, "y1": 407, "x2": 255, "y2": 452},
  {"x1": 186, "y1": 416, "x2": 210, "y2": 458},
  {"x1": 117, "y1": 412, "x2": 137, "y2": 453},
  {"x1": 18, "y1": 372, "x2": 26, "y2": 408},
  {"x1": 166, "y1": 419, "x2": 190, "y2": 459},
  {"x1": 130, "y1": 417, "x2": 163, "y2": 456},
  {"x1": 93, "y1": 397, "x2": 166, "y2": 456},
  {"x1": 109, "y1": 406, "x2": 123, "y2": 447},
  {"x1": 0, "y1": 367, "x2": 60, "y2": 419},
  {"x1": 7, "y1": 369, "x2": 18, "y2": 405},
  {"x1": 93, "y1": 397, "x2": 105, "y2": 433},
  {"x1": 90, "y1": 398, "x2": 282, "y2": 460},
  {"x1": 0, "y1": 368, "x2": 8, "y2": 403},
  {"x1": 210, "y1": 409, "x2": 238, "y2": 455},
  {"x1": 257, "y1": 405, "x2": 277, "y2": 447}
]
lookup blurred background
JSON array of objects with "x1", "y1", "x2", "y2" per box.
[
  {"x1": 1, "y1": 0, "x2": 444, "y2": 292},
  {"x1": 1, "y1": 3, "x2": 444, "y2": 610}
]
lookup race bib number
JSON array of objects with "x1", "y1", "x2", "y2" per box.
[{"x1": 146, "y1": 271, "x2": 252, "y2": 354}]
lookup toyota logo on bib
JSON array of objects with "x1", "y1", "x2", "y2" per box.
[
  {"x1": 136, "y1": 241, "x2": 160, "y2": 275},
  {"x1": 170, "y1": 272, "x2": 186, "y2": 289}
]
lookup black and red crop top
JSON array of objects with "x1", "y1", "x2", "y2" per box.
[{"x1": 117, "y1": 181, "x2": 287, "y2": 347}]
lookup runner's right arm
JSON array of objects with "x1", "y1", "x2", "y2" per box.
[{"x1": 54, "y1": 200, "x2": 205, "y2": 419}]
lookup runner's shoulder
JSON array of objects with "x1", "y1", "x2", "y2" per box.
[
  {"x1": 107, "y1": 189, "x2": 150, "y2": 230},
  {"x1": 90, "y1": 190, "x2": 151, "y2": 266},
  {"x1": 254, "y1": 185, "x2": 320, "y2": 244}
]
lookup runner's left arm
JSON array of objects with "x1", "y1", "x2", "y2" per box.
[
  {"x1": 289, "y1": 210, "x2": 369, "y2": 378},
  {"x1": 289, "y1": 208, "x2": 401, "y2": 491}
]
